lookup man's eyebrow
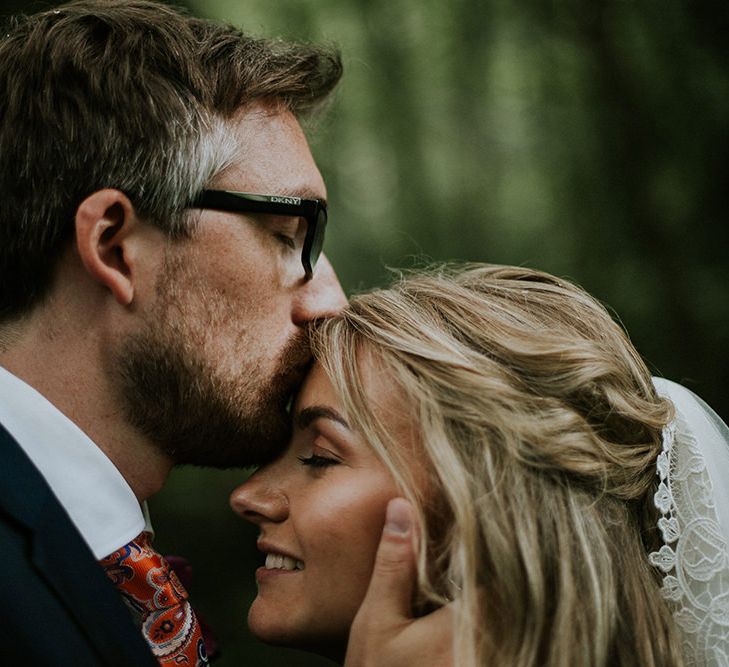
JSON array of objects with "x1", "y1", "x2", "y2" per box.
[
  {"x1": 290, "y1": 188, "x2": 327, "y2": 205},
  {"x1": 296, "y1": 405, "x2": 349, "y2": 430}
]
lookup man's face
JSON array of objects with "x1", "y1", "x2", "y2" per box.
[{"x1": 110, "y1": 104, "x2": 347, "y2": 467}]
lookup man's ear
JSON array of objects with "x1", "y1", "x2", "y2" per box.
[{"x1": 74, "y1": 189, "x2": 141, "y2": 306}]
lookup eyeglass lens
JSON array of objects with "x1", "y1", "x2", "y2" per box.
[{"x1": 307, "y1": 208, "x2": 327, "y2": 274}]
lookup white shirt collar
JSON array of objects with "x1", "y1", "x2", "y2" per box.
[{"x1": 0, "y1": 365, "x2": 146, "y2": 558}]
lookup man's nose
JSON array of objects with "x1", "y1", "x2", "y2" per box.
[{"x1": 292, "y1": 253, "x2": 347, "y2": 326}]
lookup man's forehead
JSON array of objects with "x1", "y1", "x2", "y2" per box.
[{"x1": 213, "y1": 103, "x2": 326, "y2": 199}]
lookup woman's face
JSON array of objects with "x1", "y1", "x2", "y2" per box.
[{"x1": 229, "y1": 362, "x2": 404, "y2": 660}]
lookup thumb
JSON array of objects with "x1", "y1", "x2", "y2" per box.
[{"x1": 358, "y1": 498, "x2": 418, "y2": 624}]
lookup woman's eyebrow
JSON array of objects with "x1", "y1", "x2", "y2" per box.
[{"x1": 296, "y1": 405, "x2": 350, "y2": 430}]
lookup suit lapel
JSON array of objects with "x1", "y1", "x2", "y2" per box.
[{"x1": 0, "y1": 424, "x2": 157, "y2": 666}]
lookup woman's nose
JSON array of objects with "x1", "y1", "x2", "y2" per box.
[{"x1": 230, "y1": 470, "x2": 289, "y2": 525}]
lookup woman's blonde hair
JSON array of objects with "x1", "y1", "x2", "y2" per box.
[{"x1": 312, "y1": 264, "x2": 683, "y2": 667}]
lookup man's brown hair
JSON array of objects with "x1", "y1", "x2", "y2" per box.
[{"x1": 0, "y1": 0, "x2": 341, "y2": 321}]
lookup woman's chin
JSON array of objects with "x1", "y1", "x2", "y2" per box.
[
  {"x1": 248, "y1": 601, "x2": 347, "y2": 663},
  {"x1": 247, "y1": 601, "x2": 291, "y2": 645}
]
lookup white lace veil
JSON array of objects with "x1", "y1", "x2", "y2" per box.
[{"x1": 650, "y1": 378, "x2": 729, "y2": 666}]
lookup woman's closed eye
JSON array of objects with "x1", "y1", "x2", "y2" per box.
[{"x1": 298, "y1": 453, "x2": 340, "y2": 468}]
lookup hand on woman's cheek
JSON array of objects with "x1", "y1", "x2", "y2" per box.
[{"x1": 229, "y1": 363, "x2": 402, "y2": 662}]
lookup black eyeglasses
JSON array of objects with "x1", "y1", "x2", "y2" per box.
[{"x1": 190, "y1": 189, "x2": 327, "y2": 279}]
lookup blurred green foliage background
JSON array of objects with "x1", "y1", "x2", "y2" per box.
[{"x1": 2, "y1": 0, "x2": 727, "y2": 664}]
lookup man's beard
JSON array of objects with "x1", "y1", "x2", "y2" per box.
[{"x1": 108, "y1": 259, "x2": 310, "y2": 468}]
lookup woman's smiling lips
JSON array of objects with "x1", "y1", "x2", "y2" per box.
[{"x1": 256, "y1": 541, "x2": 305, "y2": 582}]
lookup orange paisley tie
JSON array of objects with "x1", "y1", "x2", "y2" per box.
[{"x1": 100, "y1": 531, "x2": 209, "y2": 666}]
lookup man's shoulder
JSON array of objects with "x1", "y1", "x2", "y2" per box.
[
  {"x1": 0, "y1": 421, "x2": 157, "y2": 666},
  {"x1": 0, "y1": 420, "x2": 53, "y2": 514}
]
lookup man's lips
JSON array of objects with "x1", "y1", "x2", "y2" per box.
[{"x1": 280, "y1": 356, "x2": 313, "y2": 402}]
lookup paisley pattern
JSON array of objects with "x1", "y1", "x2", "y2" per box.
[{"x1": 100, "y1": 531, "x2": 209, "y2": 666}]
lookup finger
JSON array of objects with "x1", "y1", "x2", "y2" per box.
[
  {"x1": 358, "y1": 497, "x2": 418, "y2": 624},
  {"x1": 414, "y1": 602, "x2": 454, "y2": 645}
]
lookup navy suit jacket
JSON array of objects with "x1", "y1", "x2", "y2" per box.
[{"x1": 0, "y1": 423, "x2": 158, "y2": 665}]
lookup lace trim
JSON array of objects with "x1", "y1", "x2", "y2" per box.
[{"x1": 649, "y1": 403, "x2": 729, "y2": 666}]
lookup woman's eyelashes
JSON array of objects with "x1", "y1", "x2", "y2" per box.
[{"x1": 297, "y1": 452, "x2": 340, "y2": 468}]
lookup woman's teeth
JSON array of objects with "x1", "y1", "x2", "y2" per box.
[{"x1": 264, "y1": 553, "x2": 305, "y2": 571}]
